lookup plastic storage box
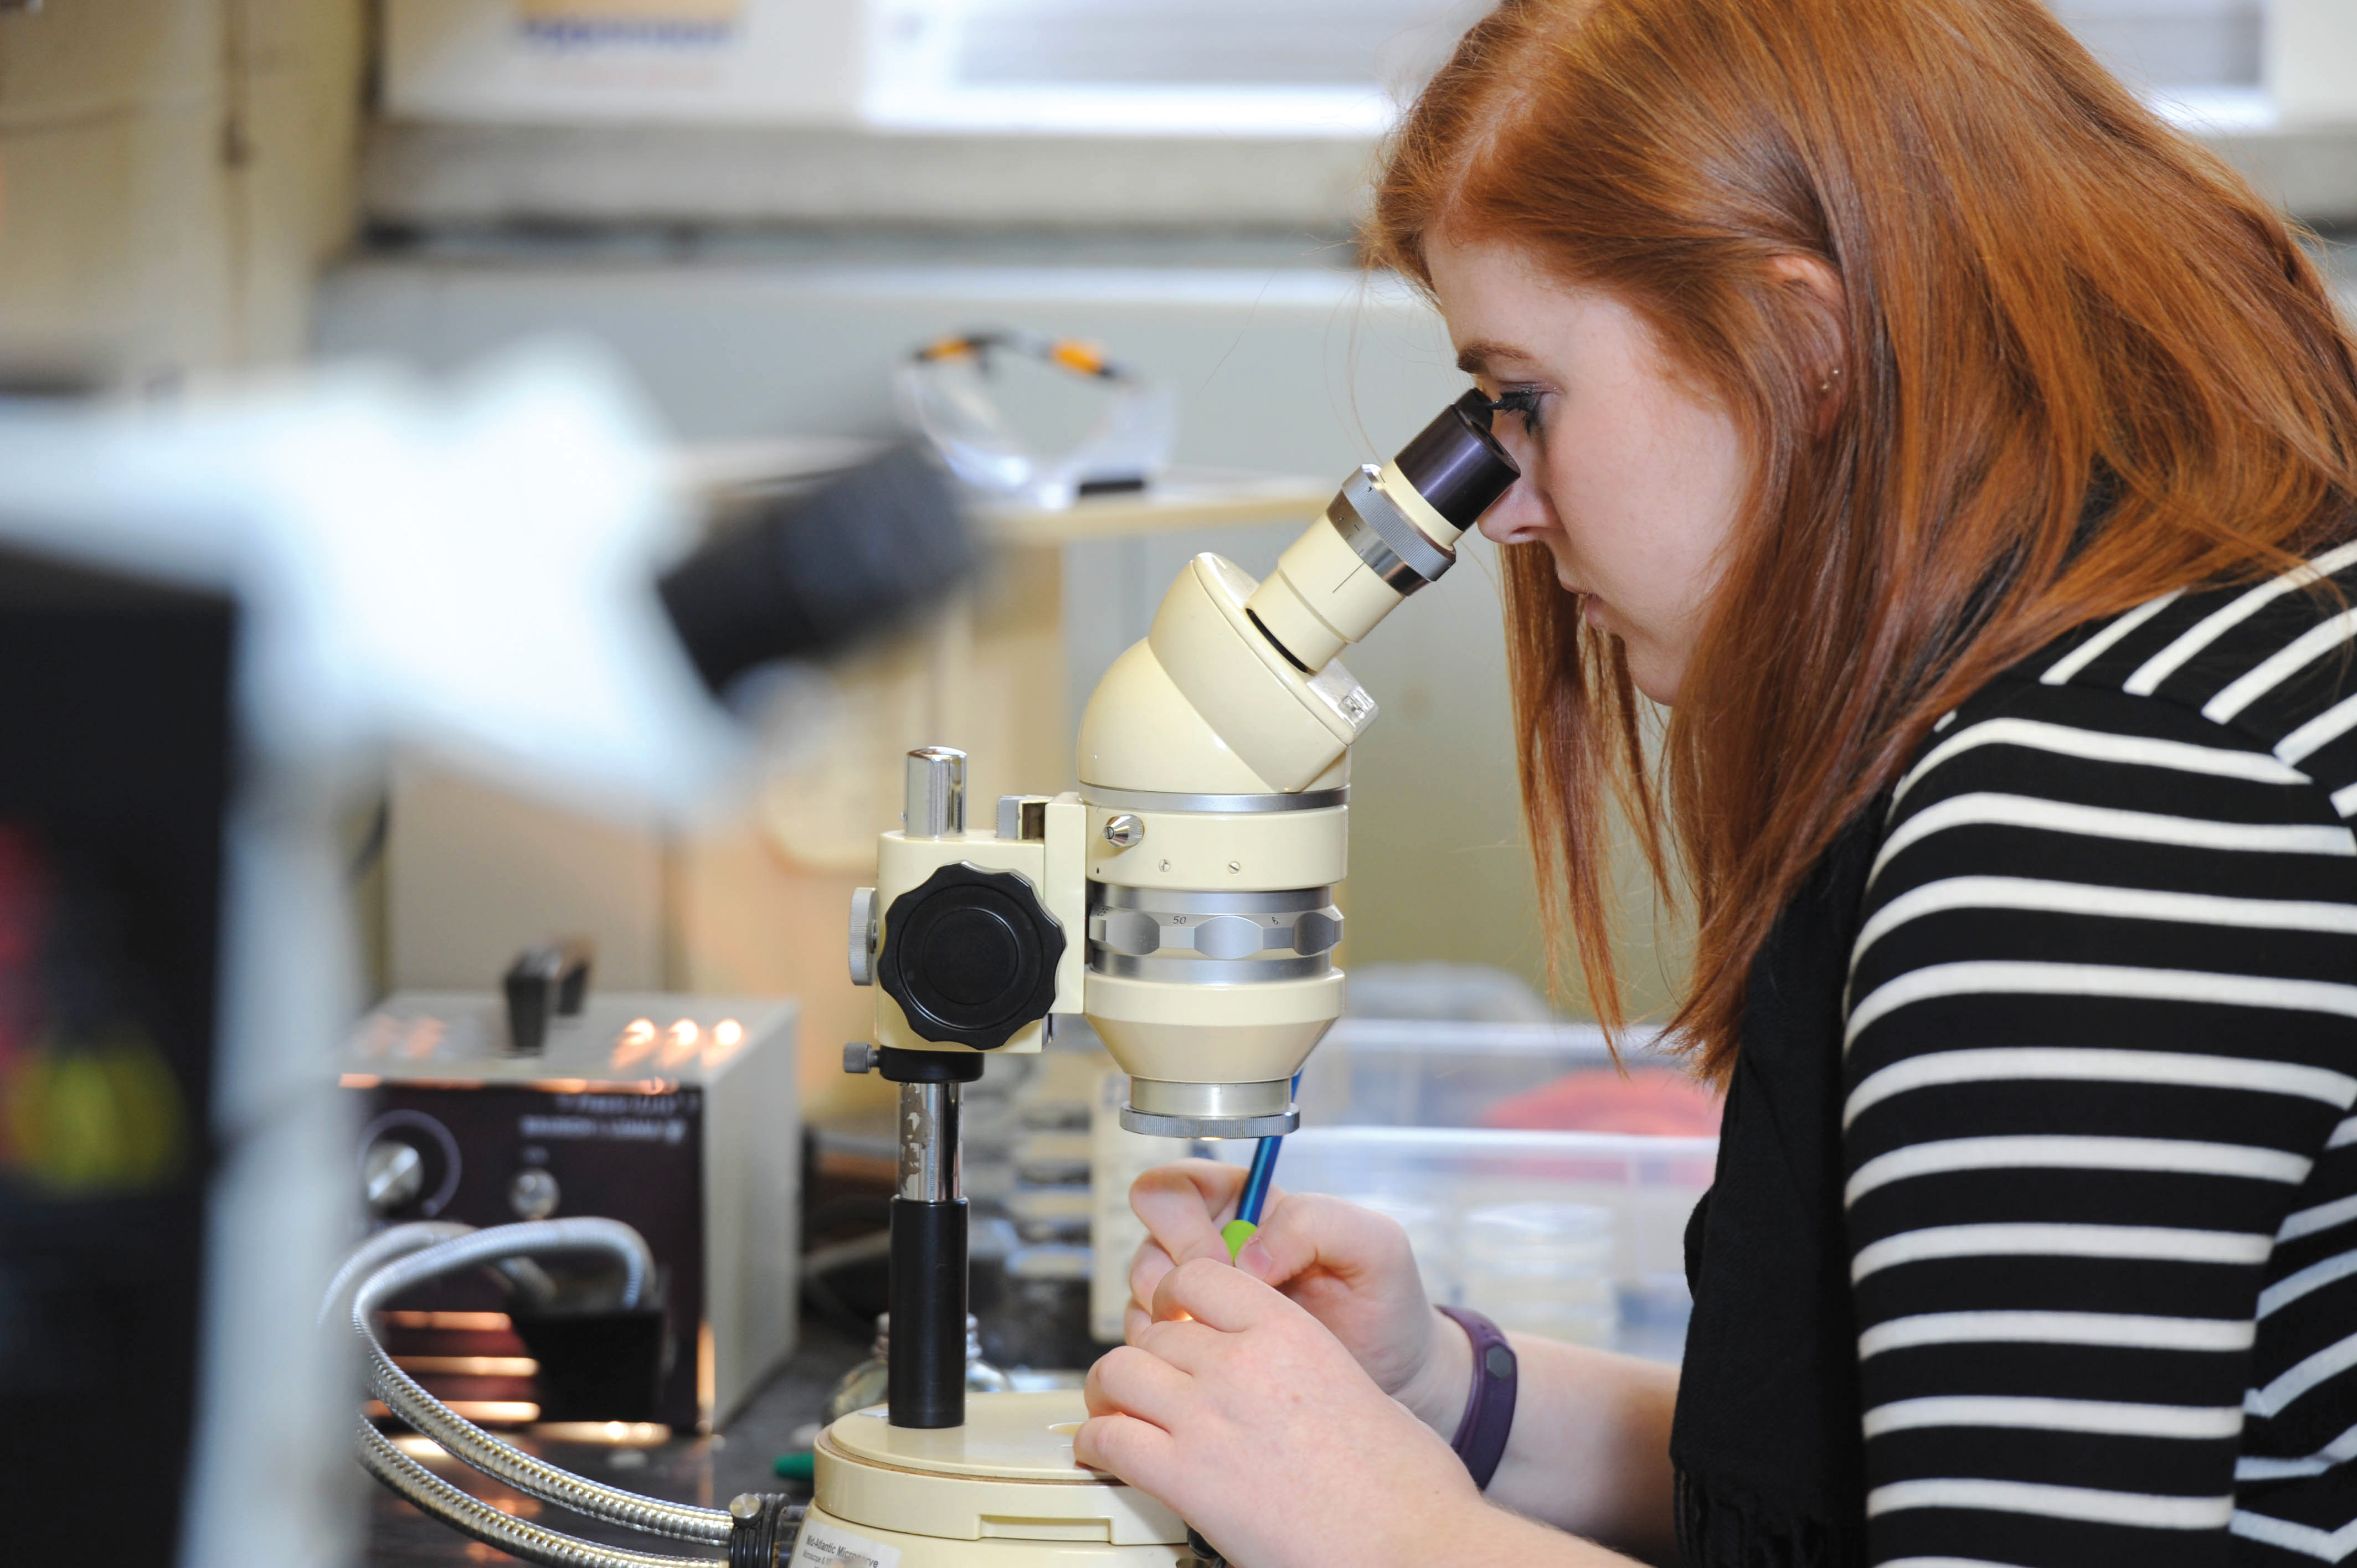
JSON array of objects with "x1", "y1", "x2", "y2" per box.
[{"x1": 1226, "y1": 1018, "x2": 1720, "y2": 1362}]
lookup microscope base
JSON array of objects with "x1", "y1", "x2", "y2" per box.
[{"x1": 799, "y1": 1390, "x2": 1191, "y2": 1566}]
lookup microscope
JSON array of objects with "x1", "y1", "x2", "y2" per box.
[{"x1": 805, "y1": 392, "x2": 1519, "y2": 1567}]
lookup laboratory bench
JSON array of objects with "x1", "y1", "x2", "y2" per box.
[{"x1": 363, "y1": 1316, "x2": 872, "y2": 1565}]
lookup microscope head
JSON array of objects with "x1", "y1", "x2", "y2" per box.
[
  {"x1": 1074, "y1": 391, "x2": 1518, "y2": 1137},
  {"x1": 851, "y1": 391, "x2": 1517, "y2": 1137}
]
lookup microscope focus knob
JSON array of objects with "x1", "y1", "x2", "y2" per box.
[{"x1": 877, "y1": 862, "x2": 1066, "y2": 1050}]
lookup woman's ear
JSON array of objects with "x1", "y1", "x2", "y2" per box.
[{"x1": 1767, "y1": 253, "x2": 1849, "y2": 437}]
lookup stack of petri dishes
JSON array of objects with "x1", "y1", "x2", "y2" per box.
[{"x1": 1458, "y1": 1200, "x2": 1620, "y2": 1346}]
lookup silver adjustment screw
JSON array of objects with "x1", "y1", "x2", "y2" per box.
[
  {"x1": 729, "y1": 1494, "x2": 764, "y2": 1523},
  {"x1": 362, "y1": 1139, "x2": 423, "y2": 1215},
  {"x1": 507, "y1": 1168, "x2": 560, "y2": 1221},
  {"x1": 844, "y1": 1042, "x2": 878, "y2": 1075},
  {"x1": 904, "y1": 746, "x2": 966, "y2": 839},
  {"x1": 1102, "y1": 813, "x2": 1145, "y2": 849},
  {"x1": 848, "y1": 887, "x2": 879, "y2": 985}
]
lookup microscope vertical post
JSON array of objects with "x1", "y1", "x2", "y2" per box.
[
  {"x1": 888, "y1": 1069, "x2": 970, "y2": 1428},
  {"x1": 885, "y1": 745, "x2": 979, "y2": 1428}
]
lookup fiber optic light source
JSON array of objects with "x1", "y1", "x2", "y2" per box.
[{"x1": 612, "y1": 1018, "x2": 658, "y2": 1067}]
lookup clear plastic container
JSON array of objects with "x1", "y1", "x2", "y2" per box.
[
  {"x1": 1297, "y1": 1018, "x2": 1710, "y2": 1132},
  {"x1": 1264, "y1": 1127, "x2": 1712, "y2": 1311},
  {"x1": 1460, "y1": 1201, "x2": 1619, "y2": 1346},
  {"x1": 1222, "y1": 1018, "x2": 1722, "y2": 1364}
]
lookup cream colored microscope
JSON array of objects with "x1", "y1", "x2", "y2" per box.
[{"x1": 796, "y1": 394, "x2": 1519, "y2": 1568}]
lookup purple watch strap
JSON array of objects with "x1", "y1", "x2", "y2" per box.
[{"x1": 1436, "y1": 1306, "x2": 1517, "y2": 1490}]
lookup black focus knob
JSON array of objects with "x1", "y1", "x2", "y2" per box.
[{"x1": 877, "y1": 863, "x2": 1066, "y2": 1050}]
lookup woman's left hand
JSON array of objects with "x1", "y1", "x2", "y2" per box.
[{"x1": 1075, "y1": 1255, "x2": 1485, "y2": 1567}]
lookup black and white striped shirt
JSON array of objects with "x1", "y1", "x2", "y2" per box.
[{"x1": 1847, "y1": 546, "x2": 2357, "y2": 1565}]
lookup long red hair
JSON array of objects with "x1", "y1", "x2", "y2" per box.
[{"x1": 1367, "y1": 0, "x2": 2357, "y2": 1076}]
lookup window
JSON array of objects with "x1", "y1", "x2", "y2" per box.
[
  {"x1": 861, "y1": 0, "x2": 1489, "y2": 133},
  {"x1": 2056, "y1": 0, "x2": 2262, "y2": 90},
  {"x1": 389, "y1": 1, "x2": 2287, "y2": 136},
  {"x1": 861, "y1": 0, "x2": 2271, "y2": 134}
]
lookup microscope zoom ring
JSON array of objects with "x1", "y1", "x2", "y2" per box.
[
  {"x1": 1094, "y1": 951, "x2": 1332, "y2": 983},
  {"x1": 1087, "y1": 884, "x2": 1342, "y2": 963}
]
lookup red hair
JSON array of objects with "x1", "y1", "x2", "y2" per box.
[{"x1": 1368, "y1": 0, "x2": 2357, "y2": 1076}]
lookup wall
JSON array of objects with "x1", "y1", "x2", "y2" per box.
[
  {"x1": 0, "y1": 0, "x2": 368, "y2": 382},
  {"x1": 318, "y1": 250, "x2": 1695, "y2": 1101}
]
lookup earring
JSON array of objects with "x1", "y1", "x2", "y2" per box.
[{"x1": 1818, "y1": 367, "x2": 1843, "y2": 394}]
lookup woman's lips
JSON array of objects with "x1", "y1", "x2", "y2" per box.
[{"x1": 1555, "y1": 571, "x2": 1607, "y2": 629}]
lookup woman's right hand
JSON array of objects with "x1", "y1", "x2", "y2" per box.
[{"x1": 1125, "y1": 1159, "x2": 1472, "y2": 1435}]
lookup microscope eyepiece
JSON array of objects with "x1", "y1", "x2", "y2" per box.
[{"x1": 1392, "y1": 388, "x2": 1521, "y2": 529}]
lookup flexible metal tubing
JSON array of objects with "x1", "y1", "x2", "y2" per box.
[
  {"x1": 348, "y1": 1219, "x2": 733, "y2": 1544},
  {"x1": 357, "y1": 1419, "x2": 723, "y2": 1568},
  {"x1": 320, "y1": 1221, "x2": 475, "y2": 1328}
]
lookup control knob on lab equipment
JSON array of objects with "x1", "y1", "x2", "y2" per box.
[
  {"x1": 507, "y1": 1168, "x2": 561, "y2": 1221},
  {"x1": 876, "y1": 863, "x2": 1066, "y2": 1051},
  {"x1": 362, "y1": 1138, "x2": 424, "y2": 1216}
]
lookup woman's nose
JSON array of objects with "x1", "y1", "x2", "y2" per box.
[{"x1": 1476, "y1": 475, "x2": 1552, "y2": 545}]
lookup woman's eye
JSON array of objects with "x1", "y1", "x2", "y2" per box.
[{"x1": 1485, "y1": 386, "x2": 1546, "y2": 431}]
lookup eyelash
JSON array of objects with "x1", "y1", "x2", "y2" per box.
[{"x1": 1484, "y1": 386, "x2": 1546, "y2": 431}]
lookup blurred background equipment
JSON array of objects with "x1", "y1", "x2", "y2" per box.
[
  {"x1": 0, "y1": 344, "x2": 972, "y2": 1568},
  {"x1": 0, "y1": 549, "x2": 235, "y2": 1567},
  {"x1": 896, "y1": 329, "x2": 1177, "y2": 508},
  {"x1": 344, "y1": 980, "x2": 801, "y2": 1432},
  {"x1": 661, "y1": 443, "x2": 977, "y2": 695}
]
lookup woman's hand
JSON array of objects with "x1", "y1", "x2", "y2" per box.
[
  {"x1": 1079, "y1": 1256, "x2": 1485, "y2": 1568},
  {"x1": 1119, "y1": 1162, "x2": 1679, "y2": 1564},
  {"x1": 1126, "y1": 1160, "x2": 1472, "y2": 1435}
]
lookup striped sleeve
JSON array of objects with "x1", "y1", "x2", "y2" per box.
[{"x1": 1844, "y1": 678, "x2": 2357, "y2": 1567}]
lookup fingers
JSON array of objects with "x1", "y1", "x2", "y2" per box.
[
  {"x1": 1130, "y1": 1315, "x2": 1223, "y2": 1374},
  {"x1": 1235, "y1": 1190, "x2": 1414, "y2": 1293},
  {"x1": 1071, "y1": 1411, "x2": 1173, "y2": 1484},
  {"x1": 1128, "y1": 1236, "x2": 1179, "y2": 1332},
  {"x1": 1085, "y1": 1343, "x2": 1192, "y2": 1429},
  {"x1": 1130, "y1": 1160, "x2": 1249, "y2": 1270},
  {"x1": 1151, "y1": 1255, "x2": 1291, "y2": 1333}
]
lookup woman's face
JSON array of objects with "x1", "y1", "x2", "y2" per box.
[{"x1": 1426, "y1": 235, "x2": 1749, "y2": 706}]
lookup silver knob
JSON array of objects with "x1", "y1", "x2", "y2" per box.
[
  {"x1": 1193, "y1": 914, "x2": 1263, "y2": 960},
  {"x1": 848, "y1": 886, "x2": 879, "y2": 985},
  {"x1": 363, "y1": 1138, "x2": 423, "y2": 1215},
  {"x1": 1098, "y1": 908, "x2": 1160, "y2": 956},
  {"x1": 1102, "y1": 813, "x2": 1145, "y2": 849},
  {"x1": 1294, "y1": 908, "x2": 1344, "y2": 956},
  {"x1": 844, "y1": 1041, "x2": 878, "y2": 1075},
  {"x1": 904, "y1": 746, "x2": 967, "y2": 839},
  {"x1": 507, "y1": 1168, "x2": 560, "y2": 1221}
]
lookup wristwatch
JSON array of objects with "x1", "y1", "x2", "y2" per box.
[{"x1": 1436, "y1": 1306, "x2": 1519, "y2": 1490}]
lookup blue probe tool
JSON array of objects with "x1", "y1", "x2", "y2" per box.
[{"x1": 1221, "y1": 1075, "x2": 1299, "y2": 1261}]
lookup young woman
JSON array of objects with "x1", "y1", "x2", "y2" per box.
[{"x1": 1071, "y1": 2, "x2": 2357, "y2": 1565}]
